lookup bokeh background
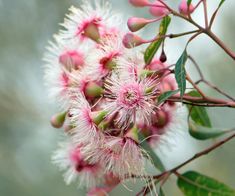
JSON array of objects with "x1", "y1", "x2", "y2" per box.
[{"x1": 0, "y1": 0, "x2": 234, "y2": 195}]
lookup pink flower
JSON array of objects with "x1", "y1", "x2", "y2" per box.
[
  {"x1": 87, "y1": 34, "x2": 125, "y2": 78},
  {"x1": 104, "y1": 73, "x2": 158, "y2": 129},
  {"x1": 93, "y1": 136, "x2": 147, "y2": 179},
  {"x1": 139, "y1": 104, "x2": 188, "y2": 148},
  {"x1": 69, "y1": 94, "x2": 103, "y2": 145},
  {"x1": 60, "y1": 1, "x2": 122, "y2": 42},
  {"x1": 68, "y1": 68, "x2": 103, "y2": 99},
  {"x1": 43, "y1": 36, "x2": 90, "y2": 107},
  {"x1": 52, "y1": 139, "x2": 104, "y2": 187}
]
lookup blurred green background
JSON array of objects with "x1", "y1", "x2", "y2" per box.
[{"x1": 0, "y1": 0, "x2": 234, "y2": 195}]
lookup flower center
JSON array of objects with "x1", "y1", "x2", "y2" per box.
[{"x1": 118, "y1": 84, "x2": 142, "y2": 108}]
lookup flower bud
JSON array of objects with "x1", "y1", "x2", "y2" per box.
[
  {"x1": 59, "y1": 50, "x2": 84, "y2": 70},
  {"x1": 149, "y1": 1, "x2": 169, "y2": 17},
  {"x1": 178, "y1": 0, "x2": 194, "y2": 15},
  {"x1": 91, "y1": 110, "x2": 108, "y2": 125},
  {"x1": 160, "y1": 49, "x2": 167, "y2": 63},
  {"x1": 84, "y1": 81, "x2": 104, "y2": 98},
  {"x1": 83, "y1": 22, "x2": 100, "y2": 42},
  {"x1": 127, "y1": 17, "x2": 151, "y2": 32},
  {"x1": 129, "y1": 0, "x2": 150, "y2": 7},
  {"x1": 122, "y1": 33, "x2": 145, "y2": 48},
  {"x1": 125, "y1": 126, "x2": 139, "y2": 142},
  {"x1": 50, "y1": 111, "x2": 67, "y2": 128}
]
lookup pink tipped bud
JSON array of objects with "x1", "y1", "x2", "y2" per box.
[
  {"x1": 50, "y1": 111, "x2": 67, "y2": 128},
  {"x1": 91, "y1": 110, "x2": 108, "y2": 125},
  {"x1": 122, "y1": 33, "x2": 145, "y2": 48},
  {"x1": 127, "y1": 17, "x2": 150, "y2": 32},
  {"x1": 59, "y1": 50, "x2": 84, "y2": 70},
  {"x1": 83, "y1": 22, "x2": 100, "y2": 42},
  {"x1": 84, "y1": 81, "x2": 104, "y2": 98},
  {"x1": 129, "y1": 0, "x2": 150, "y2": 7},
  {"x1": 178, "y1": 0, "x2": 194, "y2": 15},
  {"x1": 149, "y1": 1, "x2": 169, "y2": 17}
]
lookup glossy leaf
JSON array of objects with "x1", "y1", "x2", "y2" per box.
[
  {"x1": 219, "y1": 0, "x2": 225, "y2": 7},
  {"x1": 158, "y1": 90, "x2": 179, "y2": 105},
  {"x1": 189, "y1": 120, "x2": 228, "y2": 140},
  {"x1": 187, "y1": 91, "x2": 211, "y2": 127},
  {"x1": 175, "y1": 50, "x2": 187, "y2": 98},
  {"x1": 144, "y1": 16, "x2": 171, "y2": 65},
  {"x1": 177, "y1": 171, "x2": 235, "y2": 196},
  {"x1": 138, "y1": 132, "x2": 165, "y2": 172}
]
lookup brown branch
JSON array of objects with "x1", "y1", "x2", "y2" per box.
[
  {"x1": 205, "y1": 30, "x2": 235, "y2": 60},
  {"x1": 188, "y1": 55, "x2": 204, "y2": 79},
  {"x1": 188, "y1": 55, "x2": 235, "y2": 101},
  {"x1": 202, "y1": 0, "x2": 209, "y2": 28},
  {"x1": 202, "y1": 80, "x2": 235, "y2": 101},
  {"x1": 137, "y1": 132, "x2": 235, "y2": 195},
  {"x1": 153, "y1": 132, "x2": 235, "y2": 180},
  {"x1": 169, "y1": 94, "x2": 235, "y2": 108},
  {"x1": 167, "y1": 100, "x2": 235, "y2": 108},
  {"x1": 186, "y1": 73, "x2": 206, "y2": 98},
  {"x1": 154, "y1": 0, "x2": 235, "y2": 60}
]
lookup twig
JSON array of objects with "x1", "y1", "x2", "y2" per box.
[
  {"x1": 202, "y1": 80, "x2": 235, "y2": 101},
  {"x1": 169, "y1": 94, "x2": 235, "y2": 108},
  {"x1": 186, "y1": 73, "x2": 206, "y2": 98},
  {"x1": 153, "y1": 132, "x2": 235, "y2": 180},
  {"x1": 154, "y1": 0, "x2": 235, "y2": 60},
  {"x1": 188, "y1": 55, "x2": 235, "y2": 101},
  {"x1": 202, "y1": 0, "x2": 209, "y2": 28},
  {"x1": 138, "y1": 132, "x2": 235, "y2": 195},
  {"x1": 209, "y1": 1, "x2": 225, "y2": 29},
  {"x1": 188, "y1": 55, "x2": 204, "y2": 79}
]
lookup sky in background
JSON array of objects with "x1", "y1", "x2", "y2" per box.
[{"x1": 0, "y1": 0, "x2": 235, "y2": 195}]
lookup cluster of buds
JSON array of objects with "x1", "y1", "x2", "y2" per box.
[
  {"x1": 125, "y1": 0, "x2": 195, "y2": 49},
  {"x1": 129, "y1": 0, "x2": 195, "y2": 16},
  {"x1": 44, "y1": 0, "x2": 187, "y2": 195}
]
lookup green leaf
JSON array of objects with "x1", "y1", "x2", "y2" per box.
[
  {"x1": 187, "y1": 91, "x2": 211, "y2": 127},
  {"x1": 144, "y1": 16, "x2": 171, "y2": 65},
  {"x1": 189, "y1": 120, "x2": 228, "y2": 140},
  {"x1": 138, "y1": 132, "x2": 165, "y2": 172},
  {"x1": 219, "y1": 0, "x2": 225, "y2": 7},
  {"x1": 158, "y1": 90, "x2": 179, "y2": 105},
  {"x1": 175, "y1": 50, "x2": 188, "y2": 98},
  {"x1": 177, "y1": 171, "x2": 235, "y2": 196},
  {"x1": 144, "y1": 40, "x2": 162, "y2": 65}
]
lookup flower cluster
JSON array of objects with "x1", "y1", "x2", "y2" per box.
[{"x1": 44, "y1": 0, "x2": 187, "y2": 195}]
